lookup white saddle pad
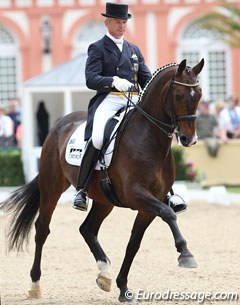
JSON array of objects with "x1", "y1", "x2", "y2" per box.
[{"x1": 65, "y1": 118, "x2": 121, "y2": 170}]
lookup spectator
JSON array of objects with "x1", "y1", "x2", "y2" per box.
[
  {"x1": 196, "y1": 100, "x2": 220, "y2": 157},
  {"x1": 218, "y1": 95, "x2": 240, "y2": 142},
  {"x1": 0, "y1": 105, "x2": 15, "y2": 147},
  {"x1": 196, "y1": 100, "x2": 219, "y2": 139},
  {"x1": 16, "y1": 123, "x2": 23, "y2": 148},
  {"x1": 215, "y1": 99, "x2": 225, "y2": 116},
  {"x1": 36, "y1": 101, "x2": 49, "y2": 146},
  {"x1": 7, "y1": 98, "x2": 21, "y2": 146}
]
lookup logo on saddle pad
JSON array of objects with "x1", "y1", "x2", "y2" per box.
[{"x1": 65, "y1": 118, "x2": 121, "y2": 170}]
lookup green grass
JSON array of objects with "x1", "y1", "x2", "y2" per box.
[
  {"x1": 202, "y1": 185, "x2": 240, "y2": 194},
  {"x1": 226, "y1": 187, "x2": 240, "y2": 194}
]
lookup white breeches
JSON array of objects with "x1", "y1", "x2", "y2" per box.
[{"x1": 92, "y1": 93, "x2": 138, "y2": 150}]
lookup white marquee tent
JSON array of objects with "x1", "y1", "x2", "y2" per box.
[{"x1": 21, "y1": 55, "x2": 94, "y2": 182}]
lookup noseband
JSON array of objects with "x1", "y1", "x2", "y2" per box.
[{"x1": 124, "y1": 77, "x2": 200, "y2": 138}]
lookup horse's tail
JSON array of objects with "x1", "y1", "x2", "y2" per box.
[{"x1": 0, "y1": 175, "x2": 40, "y2": 252}]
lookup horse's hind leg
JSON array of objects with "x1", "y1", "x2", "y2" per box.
[
  {"x1": 116, "y1": 212, "x2": 155, "y2": 302},
  {"x1": 29, "y1": 173, "x2": 68, "y2": 298},
  {"x1": 79, "y1": 201, "x2": 113, "y2": 292}
]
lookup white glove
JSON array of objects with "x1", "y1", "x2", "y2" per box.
[{"x1": 112, "y1": 76, "x2": 133, "y2": 92}]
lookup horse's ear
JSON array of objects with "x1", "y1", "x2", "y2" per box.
[
  {"x1": 177, "y1": 59, "x2": 187, "y2": 76},
  {"x1": 192, "y1": 58, "x2": 204, "y2": 75}
]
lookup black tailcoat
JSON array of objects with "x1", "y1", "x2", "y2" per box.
[{"x1": 84, "y1": 35, "x2": 151, "y2": 140}]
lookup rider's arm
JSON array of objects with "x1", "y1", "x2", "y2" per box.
[{"x1": 85, "y1": 43, "x2": 113, "y2": 91}]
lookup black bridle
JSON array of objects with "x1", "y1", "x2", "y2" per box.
[
  {"x1": 123, "y1": 76, "x2": 200, "y2": 138},
  {"x1": 168, "y1": 78, "x2": 200, "y2": 131}
]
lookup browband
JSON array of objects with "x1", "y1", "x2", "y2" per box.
[{"x1": 171, "y1": 80, "x2": 199, "y2": 87}]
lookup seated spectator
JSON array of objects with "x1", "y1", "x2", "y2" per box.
[
  {"x1": 196, "y1": 100, "x2": 219, "y2": 139},
  {"x1": 7, "y1": 98, "x2": 21, "y2": 145},
  {"x1": 0, "y1": 105, "x2": 15, "y2": 147},
  {"x1": 218, "y1": 95, "x2": 240, "y2": 142}
]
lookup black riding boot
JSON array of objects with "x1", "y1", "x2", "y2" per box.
[
  {"x1": 163, "y1": 188, "x2": 187, "y2": 213},
  {"x1": 164, "y1": 193, "x2": 187, "y2": 214},
  {"x1": 73, "y1": 140, "x2": 100, "y2": 211}
]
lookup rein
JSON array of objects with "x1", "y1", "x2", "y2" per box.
[
  {"x1": 123, "y1": 78, "x2": 199, "y2": 138},
  {"x1": 124, "y1": 91, "x2": 175, "y2": 138}
]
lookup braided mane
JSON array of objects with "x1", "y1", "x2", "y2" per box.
[{"x1": 138, "y1": 63, "x2": 177, "y2": 104}]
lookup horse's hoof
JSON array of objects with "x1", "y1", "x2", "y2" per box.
[
  {"x1": 28, "y1": 289, "x2": 41, "y2": 298},
  {"x1": 178, "y1": 255, "x2": 197, "y2": 268},
  {"x1": 28, "y1": 281, "x2": 41, "y2": 298},
  {"x1": 96, "y1": 274, "x2": 112, "y2": 292},
  {"x1": 118, "y1": 290, "x2": 136, "y2": 303}
]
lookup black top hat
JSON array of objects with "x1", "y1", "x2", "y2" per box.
[{"x1": 101, "y1": 2, "x2": 131, "y2": 19}]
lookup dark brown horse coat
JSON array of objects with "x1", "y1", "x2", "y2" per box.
[{"x1": 1, "y1": 59, "x2": 204, "y2": 302}]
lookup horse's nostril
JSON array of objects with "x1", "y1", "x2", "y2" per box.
[
  {"x1": 180, "y1": 135, "x2": 190, "y2": 147},
  {"x1": 180, "y1": 136, "x2": 187, "y2": 144}
]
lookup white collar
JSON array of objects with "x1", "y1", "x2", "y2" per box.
[{"x1": 106, "y1": 32, "x2": 124, "y2": 45}]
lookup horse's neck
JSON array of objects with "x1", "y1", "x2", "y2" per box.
[
  {"x1": 127, "y1": 69, "x2": 175, "y2": 158},
  {"x1": 139, "y1": 68, "x2": 174, "y2": 120},
  {"x1": 124, "y1": 109, "x2": 173, "y2": 162}
]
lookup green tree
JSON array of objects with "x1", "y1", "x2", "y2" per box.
[{"x1": 197, "y1": 0, "x2": 240, "y2": 47}]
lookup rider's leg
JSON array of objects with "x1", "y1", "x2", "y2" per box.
[
  {"x1": 73, "y1": 139, "x2": 100, "y2": 211},
  {"x1": 92, "y1": 94, "x2": 133, "y2": 149},
  {"x1": 73, "y1": 94, "x2": 130, "y2": 211}
]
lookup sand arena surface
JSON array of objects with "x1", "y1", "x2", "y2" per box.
[{"x1": 1, "y1": 200, "x2": 240, "y2": 305}]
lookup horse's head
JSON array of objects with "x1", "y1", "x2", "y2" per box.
[{"x1": 166, "y1": 59, "x2": 204, "y2": 147}]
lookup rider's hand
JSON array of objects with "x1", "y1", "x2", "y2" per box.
[{"x1": 112, "y1": 76, "x2": 133, "y2": 92}]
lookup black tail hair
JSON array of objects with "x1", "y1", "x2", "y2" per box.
[{"x1": 0, "y1": 176, "x2": 40, "y2": 252}]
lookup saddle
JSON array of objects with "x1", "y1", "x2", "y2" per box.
[{"x1": 99, "y1": 107, "x2": 133, "y2": 208}]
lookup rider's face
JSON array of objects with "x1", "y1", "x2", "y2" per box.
[{"x1": 105, "y1": 18, "x2": 128, "y2": 39}]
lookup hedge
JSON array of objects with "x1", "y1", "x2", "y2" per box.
[
  {"x1": 172, "y1": 145, "x2": 198, "y2": 182},
  {"x1": 0, "y1": 148, "x2": 25, "y2": 186},
  {"x1": 0, "y1": 146, "x2": 195, "y2": 187}
]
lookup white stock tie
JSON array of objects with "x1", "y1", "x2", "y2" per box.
[{"x1": 112, "y1": 38, "x2": 123, "y2": 51}]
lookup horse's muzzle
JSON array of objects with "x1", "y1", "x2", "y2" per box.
[{"x1": 179, "y1": 134, "x2": 197, "y2": 147}]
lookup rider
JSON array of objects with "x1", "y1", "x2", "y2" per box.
[{"x1": 73, "y1": 2, "x2": 187, "y2": 214}]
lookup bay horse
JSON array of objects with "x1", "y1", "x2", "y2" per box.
[{"x1": 1, "y1": 59, "x2": 204, "y2": 302}]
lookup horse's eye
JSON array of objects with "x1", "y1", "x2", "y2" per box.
[{"x1": 176, "y1": 94, "x2": 184, "y2": 101}]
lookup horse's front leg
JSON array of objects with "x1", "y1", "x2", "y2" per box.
[
  {"x1": 116, "y1": 211, "x2": 155, "y2": 302},
  {"x1": 79, "y1": 201, "x2": 114, "y2": 292},
  {"x1": 159, "y1": 203, "x2": 197, "y2": 268},
  {"x1": 133, "y1": 188, "x2": 197, "y2": 268}
]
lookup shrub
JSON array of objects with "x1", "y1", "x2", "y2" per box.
[
  {"x1": 172, "y1": 145, "x2": 199, "y2": 182},
  {"x1": 0, "y1": 146, "x2": 197, "y2": 186},
  {"x1": 0, "y1": 148, "x2": 25, "y2": 186}
]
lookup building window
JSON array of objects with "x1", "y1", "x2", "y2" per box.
[
  {"x1": 72, "y1": 21, "x2": 106, "y2": 57},
  {"x1": 181, "y1": 51, "x2": 200, "y2": 67},
  {"x1": 182, "y1": 22, "x2": 221, "y2": 41},
  {"x1": 179, "y1": 22, "x2": 231, "y2": 101},
  {"x1": 0, "y1": 57, "x2": 17, "y2": 102},
  {"x1": 0, "y1": 25, "x2": 19, "y2": 104},
  {"x1": 0, "y1": 25, "x2": 15, "y2": 44},
  {"x1": 208, "y1": 51, "x2": 227, "y2": 100}
]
